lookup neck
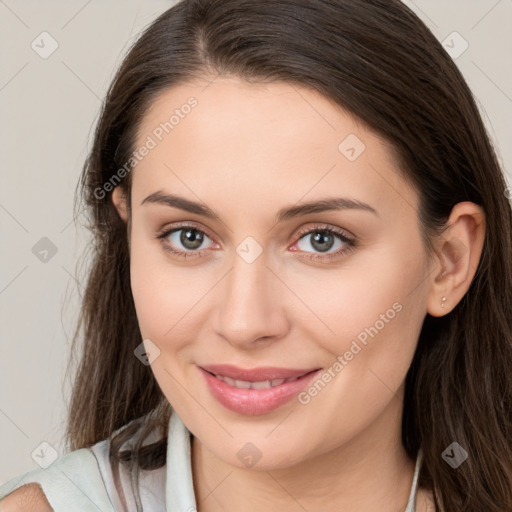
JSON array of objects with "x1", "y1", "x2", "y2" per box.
[{"x1": 190, "y1": 394, "x2": 417, "y2": 512}]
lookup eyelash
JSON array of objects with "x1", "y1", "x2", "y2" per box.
[{"x1": 155, "y1": 222, "x2": 356, "y2": 262}]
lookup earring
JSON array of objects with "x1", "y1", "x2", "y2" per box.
[{"x1": 441, "y1": 296, "x2": 447, "y2": 308}]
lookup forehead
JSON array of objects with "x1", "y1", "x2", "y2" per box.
[
  {"x1": 130, "y1": 77, "x2": 417, "y2": 219},
  {"x1": 136, "y1": 76, "x2": 372, "y2": 153}
]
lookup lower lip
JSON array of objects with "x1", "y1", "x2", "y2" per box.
[{"x1": 199, "y1": 367, "x2": 321, "y2": 415}]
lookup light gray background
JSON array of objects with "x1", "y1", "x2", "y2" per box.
[{"x1": 1, "y1": 0, "x2": 511, "y2": 483}]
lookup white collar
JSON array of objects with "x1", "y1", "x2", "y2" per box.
[{"x1": 165, "y1": 409, "x2": 197, "y2": 511}]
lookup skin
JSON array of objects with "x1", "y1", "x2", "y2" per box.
[
  {"x1": 0, "y1": 483, "x2": 52, "y2": 512},
  {"x1": 106, "y1": 77, "x2": 484, "y2": 512}
]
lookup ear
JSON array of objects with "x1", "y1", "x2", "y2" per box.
[
  {"x1": 112, "y1": 186, "x2": 129, "y2": 223},
  {"x1": 426, "y1": 201, "x2": 486, "y2": 317}
]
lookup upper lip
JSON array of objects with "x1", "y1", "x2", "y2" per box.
[{"x1": 200, "y1": 364, "x2": 321, "y2": 382}]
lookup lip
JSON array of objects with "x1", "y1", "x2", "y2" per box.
[{"x1": 198, "y1": 365, "x2": 322, "y2": 416}]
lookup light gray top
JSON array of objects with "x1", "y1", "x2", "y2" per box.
[{"x1": 0, "y1": 409, "x2": 423, "y2": 511}]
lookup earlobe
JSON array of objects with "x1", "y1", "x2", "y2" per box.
[
  {"x1": 112, "y1": 186, "x2": 129, "y2": 223},
  {"x1": 426, "y1": 202, "x2": 486, "y2": 317}
]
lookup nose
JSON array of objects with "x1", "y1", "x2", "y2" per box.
[{"x1": 211, "y1": 250, "x2": 290, "y2": 349}]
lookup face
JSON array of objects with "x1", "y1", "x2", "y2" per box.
[{"x1": 116, "y1": 76, "x2": 433, "y2": 470}]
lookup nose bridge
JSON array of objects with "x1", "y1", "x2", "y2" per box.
[{"x1": 212, "y1": 243, "x2": 287, "y2": 346}]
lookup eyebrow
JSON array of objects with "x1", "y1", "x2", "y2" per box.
[{"x1": 140, "y1": 190, "x2": 379, "y2": 222}]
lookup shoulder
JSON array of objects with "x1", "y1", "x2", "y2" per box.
[
  {"x1": 0, "y1": 483, "x2": 52, "y2": 512},
  {"x1": 0, "y1": 415, "x2": 168, "y2": 512},
  {"x1": 0, "y1": 447, "x2": 116, "y2": 512}
]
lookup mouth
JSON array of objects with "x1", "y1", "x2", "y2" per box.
[
  {"x1": 202, "y1": 369, "x2": 318, "y2": 389},
  {"x1": 198, "y1": 364, "x2": 322, "y2": 415},
  {"x1": 200, "y1": 363, "x2": 321, "y2": 382}
]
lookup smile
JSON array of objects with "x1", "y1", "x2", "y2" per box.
[{"x1": 198, "y1": 365, "x2": 322, "y2": 415}]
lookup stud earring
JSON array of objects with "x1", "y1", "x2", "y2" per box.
[{"x1": 441, "y1": 296, "x2": 447, "y2": 308}]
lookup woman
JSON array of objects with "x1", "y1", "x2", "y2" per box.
[{"x1": 1, "y1": 0, "x2": 511, "y2": 511}]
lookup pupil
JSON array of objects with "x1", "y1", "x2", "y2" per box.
[
  {"x1": 311, "y1": 231, "x2": 333, "y2": 253},
  {"x1": 180, "y1": 229, "x2": 203, "y2": 250}
]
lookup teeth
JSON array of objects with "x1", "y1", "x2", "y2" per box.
[
  {"x1": 251, "y1": 380, "x2": 271, "y2": 389},
  {"x1": 223, "y1": 376, "x2": 237, "y2": 387},
  {"x1": 214, "y1": 374, "x2": 301, "y2": 389},
  {"x1": 234, "y1": 379, "x2": 251, "y2": 389}
]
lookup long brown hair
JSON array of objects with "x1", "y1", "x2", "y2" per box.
[{"x1": 66, "y1": 1, "x2": 512, "y2": 510}]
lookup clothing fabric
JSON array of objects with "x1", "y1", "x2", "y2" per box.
[{"x1": 0, "y1": 409, "x2": 423, "y2": 511}]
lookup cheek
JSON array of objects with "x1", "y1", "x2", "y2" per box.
[
  {"x1": 292, "y1": 236, "x2": 428, "y2": 397},
  {"x1": 129, "y1": 228, "x2": 216, "y2": 351},
  {"x1": 289, "y1": 252, "x2": 427, "y2": 447},
  {"x1": 294, "y1": 243, "x2": 425, "y2": 348},
  {"x1": 129, "y1": 238, "x2": 200, "y2": 404},
  {"x1": 129, "y1": 229, "x2": 184, "y2": 340}
]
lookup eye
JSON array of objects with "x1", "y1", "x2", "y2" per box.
[
  {"x1": 156, "y1": 223, "x2": 216, "y2": 259},
  {"x1": 291, "y1": 224, "x2": 356, "y2": 261},
  {"x1": 155, "y1": 222, "x2": 356, "y2": 262}
]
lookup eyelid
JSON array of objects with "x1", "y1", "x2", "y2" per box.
[
  {"x1": 156, "y1": 220, "x2": 218, "y2": 244},
  {"x1": 293, "y1": 222, "x2": 355, "y2": 243}
]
